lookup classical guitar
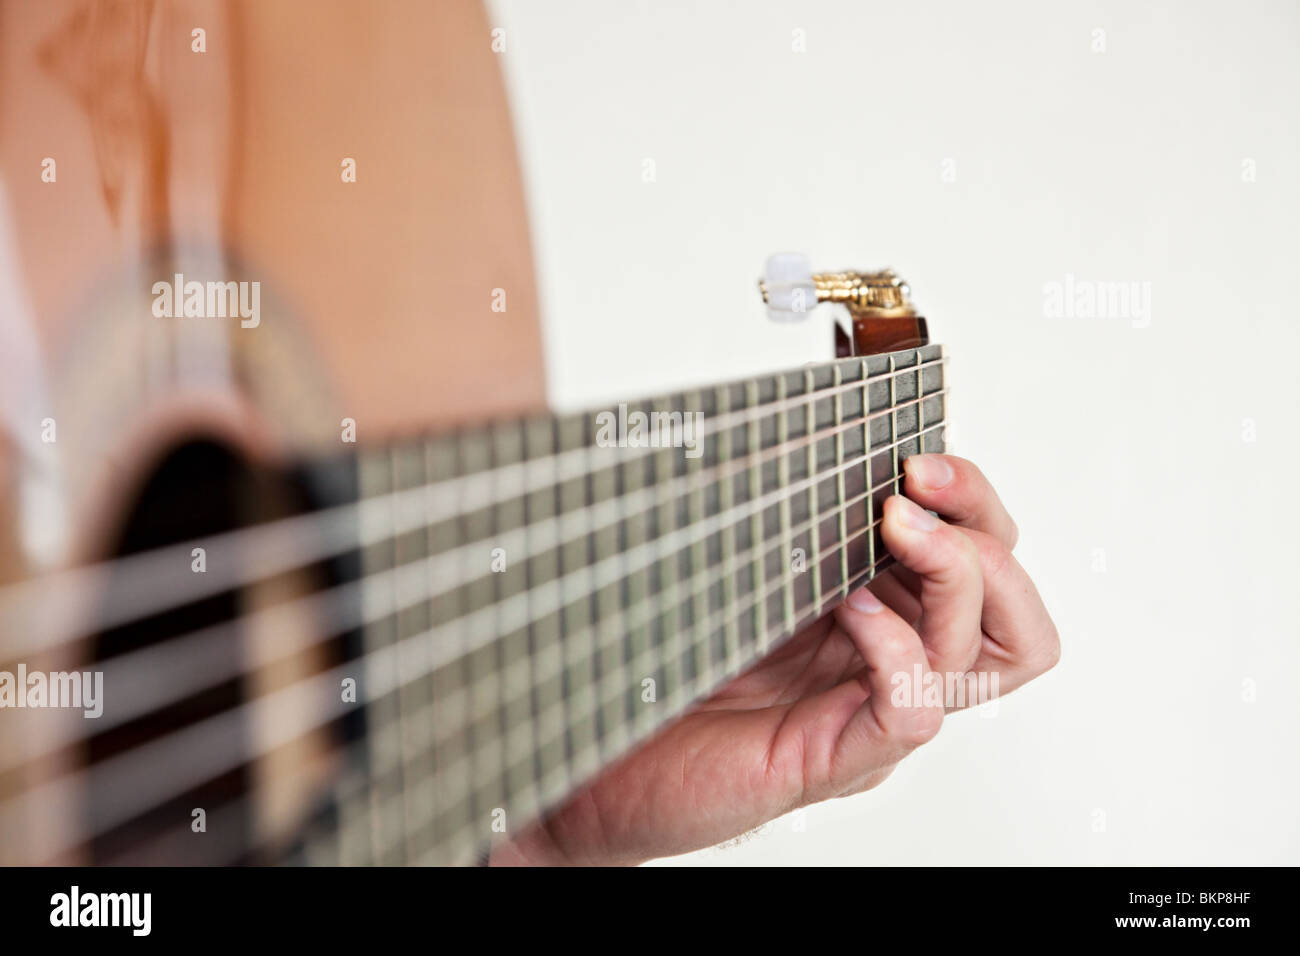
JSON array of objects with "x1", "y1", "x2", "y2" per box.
[{"x1": 0, "y1": 0, "x2": 945, "y2": 865}]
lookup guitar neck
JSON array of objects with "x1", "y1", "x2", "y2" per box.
[{"x1": 305, "y1": 343, "x2": 947, "y2": 865}]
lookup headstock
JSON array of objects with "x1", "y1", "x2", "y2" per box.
[{"x1": 759, "y1": 253, "x2": 930, "y2": 357}]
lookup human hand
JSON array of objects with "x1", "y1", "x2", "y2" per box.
[{"x1": 491, "y1": 454, "x2": 1059, "y2": 865}]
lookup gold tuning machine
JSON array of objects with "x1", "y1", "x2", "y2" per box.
[
  {"x1": 759, "y1": 253, "x2": 916, "y2": 321},
  {"x1": 758, "y1": 253, "x2": 927, "y2": 356}
]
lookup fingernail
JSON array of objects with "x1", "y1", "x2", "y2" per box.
[
  {"x1": 892, "y1": 495, "x2": 939, "y2": 532},
  {"x1": 905, "y1": 454, "x2": 953, "y2": 490},
  {"x1": 845, "y1": 586, "x2": 886, "y2": 614}
]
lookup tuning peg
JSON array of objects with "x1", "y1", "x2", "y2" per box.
[
  {"x1": 759, "y1": 253, "x2": 818, "y2": 322},
  {"x1": 759, "y1": 256, "x2": 917, "y2": 323}
]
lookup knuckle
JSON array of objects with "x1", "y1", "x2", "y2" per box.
[
  {"x1": 947, "y1": 454, "x2": 979, "y2": 482},
  {"x1": 951, "y1": 456, "x2": 988, "y2": 497},
  {"x1": 972, "y1": 532, "x2": 1014, "y2": 583},
  {"x1": 875, "y1": 627, "x2": 917, "y2": 662},
  {"x1": 948, "y1": 526, "x2": 984, "y2": 575},
  {"x1": 953, "y1": 458, "x2": 1018, "y2": 548},
  {"x1": 902, "y1": 706, "x2": 944, "y2": 748},
  {"x1": 958, "y1": 631, "x2": 985, "y2": 673}
]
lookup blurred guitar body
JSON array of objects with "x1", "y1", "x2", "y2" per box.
[
  {"x1": 0, "y1": 0, "x2": 943, "y2": 865},
  {"x1": 0, "y1": 0, "x2": 545, "y2": 863}
]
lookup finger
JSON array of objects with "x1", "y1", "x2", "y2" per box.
[
  {"x1": 881, "y1": 494, "x2": 984, "y2": 675},
  {"x1": 832, "y1": 589, "x2": 942, "y2": 757},
  {"x1": 835, "y1": 762, "x2": 898, "y2": 798},
  {"x1": 866, "y1": 567, "x2": 921, "y2": 626},
  {"x1": 957, "y1": 527, "x2": 1061, "y2": 698},
  {"x1": 903, "y1": 454, "x2": 1019, "y2": 550}
]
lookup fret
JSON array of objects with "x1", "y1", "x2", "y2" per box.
[
  {"x1": 716, "y1": 383, "x2": 742, "y2": 677},
  {"x1": 588, "y1": 413, "x2": 623, "y2": 764},
  {"x1": 617, "y1": 421, "x2": 655, "y2": 741},
  {"x1": 652, "y1": 396, "x2": 687, "y2": 712},
  {"x1": 360, "y1": 447, "x2": 430, "y2": 865},
  {"x1": 802, "y1": 367, "x2": 825, "y2": 617},
  {"x1": 327, "y1": 464, "x2": 377, "y2": 867},
  {"x1": 774, "y1": 374, "x2": 797, "y2": 637},
  {"x1": 557, "y1": 413, "x2": 599, "y2": 784},
  {"x1": 721, "y1": 381, "x2": 756, "y2": 658},
  {"x1": 840, "y1": 360, "x2": 871, "y2": 584},
  {"x1": 457, "y1": 430, "x2": 506, "y2": 854},
  {"x1": 426, "y1": 433, "x2": 474, "y2": 864},
  {"x1": 817, "y1": 366, "x2": 843, "y2": 616},
  {"x1": 863, "y1": 359, "x2": 879, "y2": 578},
  {"x1": 700, "y1": 385, "x2": 729, "y2": 684},
  {"x1": 710, "y1": 386, "x2": 734, "y2": 678},
  {"x1": 492, "y1": 421, "x2": 541, "y2": 842},
  {"x1": 595, "y1": 416, "x2": 632, "y2": 760},
  {"x1": 833, "y1": 363, "x2": 850, "y2": 604},
  {"x1": 745, "y1": 379, "x2": 771, "y2": 656},
  {"x1": 869, "y1": 357, "x2": 897, "y2": 564},
  {"x1": 684, "y1": 389, "x2": 711, "y2": 695},
  {"x1": 782, "y1": 373, "x2": 806, "y2": 614},
  {"x1": 357, "y1": 449, "x2": 406, "y2": 864},
  {"x1": 788, "y1": 372, "x2": 809, "y2": 623},
  {"x1": 895, "y1": 351, "x2": 921, "y2": 462},
  {"x1": 889, "y1": 354, "x2": 905, "y2": 497},
  {"x1": 522, "y1": 416, "x2": 569, "y2": 808},
  {"x1": 921, "y1": 357, "x2": 946, "y2": 454},
  {"x1": 392, "y1": 442, "x2": 433, "y2": 863}
]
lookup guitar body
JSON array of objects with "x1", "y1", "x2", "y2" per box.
[
  {"x1": 0, "y1": 0, "x2": 942, "y2": 865},
  {"x1": 0, "y1": 0, "x2": 545, "y2": 863}
]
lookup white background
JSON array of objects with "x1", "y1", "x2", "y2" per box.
[{"x1": 490, "y1": 0, "x2": 1300, "y2": 865}]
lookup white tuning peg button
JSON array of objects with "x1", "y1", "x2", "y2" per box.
[{"x1": 762, "y1": 252, "x2": 818, "y2": 322}]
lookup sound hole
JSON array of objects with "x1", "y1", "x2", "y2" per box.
[
  {"x1": 84, "y1": 440, "x2": 361, "y2": 864},
  {"x1": 87, "y1": 440, "x2": 256, "y2": 863}
]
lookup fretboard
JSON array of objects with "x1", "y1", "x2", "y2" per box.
[{"x1": 305, "y1": 343, "x2": 946, "y2": 865}]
